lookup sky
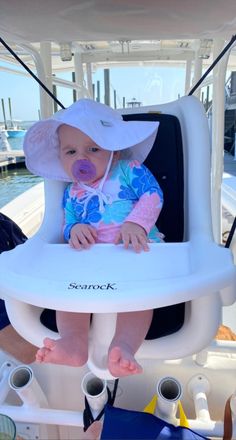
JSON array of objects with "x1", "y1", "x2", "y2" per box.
[{"x1": 0, "y1": 60, "x2": 187, "y2": 122}]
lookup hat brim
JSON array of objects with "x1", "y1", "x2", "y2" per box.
[{"x1": 23, "y1": 100, "x2": 159, "y2": 181}]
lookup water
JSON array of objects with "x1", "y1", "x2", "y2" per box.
[{"x1": 0, "y1": 126, "x2": 43, "y2": 209}]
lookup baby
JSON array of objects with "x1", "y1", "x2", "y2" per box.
[{"x1": 24, "y1": 99, "x2": 163, "y2": 377}]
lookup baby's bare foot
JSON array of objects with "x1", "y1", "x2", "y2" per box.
[
  {"x1": 108, "y1": 345, "x2": 143, "y2": 377},
  {"x1": 35, "y1": 345, "x2": 52, "y2": 363},
  {"x1": 35, "y1": 336, "x2": 88, "y2": 366}
]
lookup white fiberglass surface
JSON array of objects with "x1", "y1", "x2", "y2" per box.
[
  {"x1": 10, "y1": 242, "x2": 190, "y2": 282},
  {"x1": 0, "y1": 0, "x2": 236, "y2": 42}
]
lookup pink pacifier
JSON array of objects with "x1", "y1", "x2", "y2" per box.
[{"x1": 72, "y1": 159, "x2": 97, "y2": 182}]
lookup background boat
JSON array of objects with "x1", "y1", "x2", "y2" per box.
[
  {"x1": 1, "y1": 97, "x2": 26, "y2": 137},
  {"x1": 6, "y1": 126, "x2": 26, "y2": 138}
]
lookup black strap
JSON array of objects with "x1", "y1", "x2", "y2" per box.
[
  {"x1": 83, "y1": 379, "x2": 119, "y2": 432},
  {"x1": 83, "y1": 388, "x2": 111, "y2": 431},
  {"x1": 225, "y1": 217, "x2": 236, "y2": 249},
  {"x1": 109, "y1": 378, "x2": 119, "y2": 406},
  {"x1": 188, "y1": 35, "x2": 236, "y2": 96},
  {"x1": 0, "y1": 36, "x2": 65, "y2": 110}
]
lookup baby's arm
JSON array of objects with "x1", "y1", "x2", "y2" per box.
[
  {"x1": 63, "y1": 186, "x2": 97, "y2": 249},
  {"x1": 69, "y1": 223, "x2": 97, "y2": 250},
  {"x1": 114, "y1": 221, "x2": 149, "y2": 253},
  {"x1": 126, "y1": 162, "x2": 163, "y2": 230},
  {"x1": 126, "y1": 191, "x2": 162, "y2": 234},
  {"x1": 115, "y1": 161, "x2": 163, "y2": 252}
]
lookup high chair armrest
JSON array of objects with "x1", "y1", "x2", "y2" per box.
[{"x1": 0, "y1": 238, "x2": 235, "y2": 313}]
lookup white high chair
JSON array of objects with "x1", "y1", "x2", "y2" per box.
[{"x1": 0, "y1": 96, "x2": 235, "y2": 379}]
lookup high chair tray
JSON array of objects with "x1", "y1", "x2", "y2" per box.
[{"x1": 0, "y1": 238, "x2": 235, "y2": 312}]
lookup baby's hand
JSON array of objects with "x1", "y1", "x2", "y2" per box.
[
  {"x1": 115, "y1": 222, "x2": 149, "y2": 253},
  {"x1": 69, "y1": 224, "x2": 97, "y2": 250}
]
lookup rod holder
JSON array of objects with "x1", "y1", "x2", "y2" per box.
[
  {"x1": 0, "y1": 361, "x2": 16, "y2": 405},
  {"x1": 156, "y1": 376, "x2": 182, "y2": 424},
  {"x1": 81, "y1": 372, "x2": 108, "y2": 418},
  {"x1": 9, "y1": 365, "x2": 48, "y2": 408}
]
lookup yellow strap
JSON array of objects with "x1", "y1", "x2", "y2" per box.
[
  {"x1": 178, "y1": 401, "x2": 189, "y2": 428},
  {"x1": 143, "y1": 395, "x2": 189, "y2": 429},
  {"x1": 143, "y1": 395, "x2": 157, "y2": 414}
]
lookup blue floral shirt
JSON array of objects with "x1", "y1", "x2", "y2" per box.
[{"x1": 63, "y1": 160, "x2": 163, "y2": 243}]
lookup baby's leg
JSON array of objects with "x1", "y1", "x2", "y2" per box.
[
  {"x1": 36, "y1": 311, "x2": 90, "y2": 366},
  {"x1": 108, "y1": 310, "x2": 153, "y2": 377}
]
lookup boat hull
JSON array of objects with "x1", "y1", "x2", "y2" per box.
[{"x1": 6, "y1": 130, "x2": 26, "y2": 138}]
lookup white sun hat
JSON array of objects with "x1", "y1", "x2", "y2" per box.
[{"x1": 23, "y1": 99, "x2": 159, "y2": 182}]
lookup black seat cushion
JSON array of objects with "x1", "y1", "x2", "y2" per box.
[
  {"x1": 123, "y1": 112, "x2": 185, "y2": 339},
  {"x1": 123, "y1": 112, "x2": 184, "y2": 243}
]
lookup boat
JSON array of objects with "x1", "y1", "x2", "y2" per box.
[
  {"x1": 0, "y1": 2, "x2": 236, "y2": 439},
  {"x1": 1, "y1": 98, "x2": 26, "y2": 138},
  {"x1": 6, "y1": 127, "x2": 26, "y2": 138}
]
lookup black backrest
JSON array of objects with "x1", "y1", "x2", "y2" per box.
[{"x1": 123, "y1": 113, "x2": 184, "y2": 242}]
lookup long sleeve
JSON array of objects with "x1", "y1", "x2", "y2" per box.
[
  {"x1": 63, "y1": 186, "x2": 81, "y2": 241},
  {"x1": 123, "y1": 161, "x2": 163, "y2": 233}
]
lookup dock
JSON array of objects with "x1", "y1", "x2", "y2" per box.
[{"x1": 0, "y1": 150, "x2": 25, "y2": 170}]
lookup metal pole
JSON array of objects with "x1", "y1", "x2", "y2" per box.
[
  {"x1": 52, "y1": 81, "x2": 58, "y2": 113},
  {"x1": 96, "y1": 81, "x2": 100, "y2": 102},
  {"x1": 211, "y1": 38, "x2": 230, "y2": 243},
  {"x1": 74, "y1": 51, "x2": 85, "y2": 99},
  {"x1": 1, "y1": 99, "x2": 7, "y2": 129},
  {"x1": 184, "y1": 59, "x2": 192, "y2": 95},
  {"x1": 72, "y1": 72, "x2": 76, "y2": 103},
  {"x1": 192, "y1": 47, "x2": 203, "y2": 99},
  {"x1": 40, "y1": 42, "x2": 54, "y2": 118},
  {"x1": 86, "y1": 62, "x2": 93, "y2": 98},
  {"x1": 104, "y1": 69, "x2": 110, "y2": 106},
  {"x1": 8, "y1": 97, "x2": 13, "y2": 127},
  {"x1": 206, "y1": 85, "x2": 210, "y2": 111}
]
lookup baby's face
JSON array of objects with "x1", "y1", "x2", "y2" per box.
[{"x1": 58, "y1": 124, "x2": 111, "y2": 183}]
